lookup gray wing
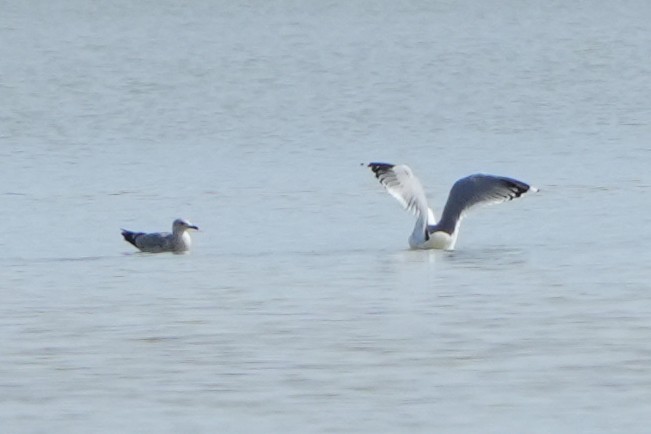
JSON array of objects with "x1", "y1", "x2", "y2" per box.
[
  {"x1": 368, "y1": 162, "x2": 431, "y2": 218},
  {"x1": 134, "y1": 232, "x2": 174, "y2": 252},
  {"x1": 435, "y1": 174, "x2": 536, "y2": 234}
]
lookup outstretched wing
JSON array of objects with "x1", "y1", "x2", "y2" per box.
[
  {"x1": 436, "y1": 174, "x2": 536, "y2": 234},
  {"x1": 368, "y1": 162, "x2": 431, "y2": 219}
]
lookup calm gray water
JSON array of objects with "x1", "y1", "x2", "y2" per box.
[{"x1": 2, "y1": 1, "x2": 651, "y2": 432}]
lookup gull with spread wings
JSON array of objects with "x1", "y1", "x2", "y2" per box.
[{"x1": 367, "y1": 163, "x2": 537, "y2": 250}]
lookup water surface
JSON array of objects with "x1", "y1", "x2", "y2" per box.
[{"x1": 2, "y1": 1, "x2": 651, "y2": 432}]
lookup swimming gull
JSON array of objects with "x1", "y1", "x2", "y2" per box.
[
  {"x1": 121, "y1": 218, "x2": 199, "y2": 253},
  {"x1": 367, "y1": 162, "x2": 537, "y2": 250}
]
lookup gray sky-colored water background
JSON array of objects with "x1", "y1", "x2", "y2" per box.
[{"x1": 2, "y1": 1, "x2": 651, "y2": 432}]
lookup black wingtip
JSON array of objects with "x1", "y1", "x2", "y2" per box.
[
  {"x1": 121, "y1": 229, "x2": 140, "y2": 248},
  {"x1": 502, "y1": 178, "x2": 531, "y2": 199},
  {"x1": 367, "y1": 162, "x2": 395, "y2": 177},
  {"x1": 367, "y1": 162, "x2": 394, "y2": 168}
]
